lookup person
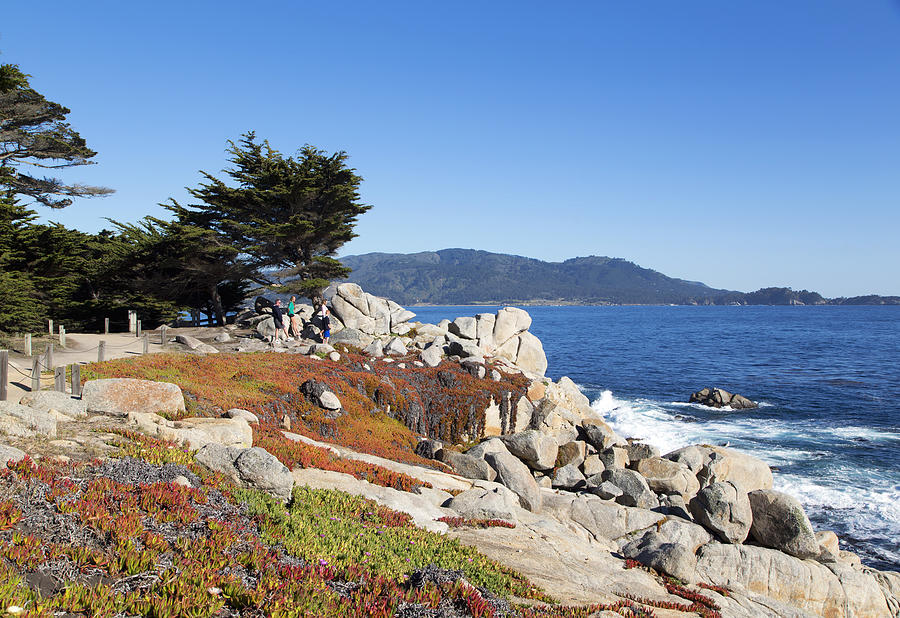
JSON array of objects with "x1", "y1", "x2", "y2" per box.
[
  {"x1": 288, "y1": 295, "x2": 302, "y2": 338},
  {"x1": 318, "y1": 303, "x2": 330, "y2": 344},
  {"x1": 271, "y1": 299, "x2": 291, "y2": 343}
]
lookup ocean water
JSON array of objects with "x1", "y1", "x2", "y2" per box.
[{"x1": 410, "y1": 305, "x2": 900, "y2": 571}]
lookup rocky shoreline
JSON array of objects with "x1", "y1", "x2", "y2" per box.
[{"x1": 0, "y1": 283, "x2": 897, "y2": 616}]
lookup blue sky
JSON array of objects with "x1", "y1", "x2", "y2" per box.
[{"x1": 3, "y1": 1, "x2": 899, "y2": 297}]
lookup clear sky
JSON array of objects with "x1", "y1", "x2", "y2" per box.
[{"x1": 3, "y1": 1, "x2": 899, "y2": 297}]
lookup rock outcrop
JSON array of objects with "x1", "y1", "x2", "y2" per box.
[
  {"x1": 82, "y1": 378, "x2": 186, "y2": 418},
  {"x1": 0, "y1": 402, "x2": 58, "y2": 439},
  {"x1": 688, "y1": 481, "x2": 752, "y2": 544},
  {"x1": 18, "y1": 391, "x2": 87, "y2": 418},
  {"x1": 127, "y1": 411, "x2": 253, "y2": 450},
  {"x1": 195, "y1": 444, "x2": 294, "y2": 503},
  {"x1": 748, "y1": 488, "x2": 820, "y2": 558},
  {"x1": 8, "y1": 284, "x2": 887, "y2": 618},
  {"x1": 689, "y1": 387, "x2": 757, "y2": 409}
]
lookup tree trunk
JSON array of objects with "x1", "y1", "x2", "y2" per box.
[{"x1": 209, "y1": 284, "x2": 225, "y2": 326}]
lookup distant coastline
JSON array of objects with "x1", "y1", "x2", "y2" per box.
[{"x1": 339, "y1": 249, "x2": 900, "y2": 307}]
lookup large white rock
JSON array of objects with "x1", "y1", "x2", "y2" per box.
[
  {"x1": 390, "y1": 308, "x2": 416, "y2": 330},
  {"x1": 475, "y1": 313, "x2": 496, "y2": 350},
  {"x1": 688, "y1": 481, "x2": 752, "y2": 544},
  {"x1": 494, "y1": 334, "x2": 521, "y2": 363},
  {"x1": 449, "y1": 316, "x2": 477, "y2": 340},
  {"x1": 500, "y1": 429, "x2": 558, "y2": 471},
  {"x1": 127, "y1": 411, "x2": 252, "y2": 450},
  {"x1": 82, "y1": 378, "x2": 186, "y2": 418},
  {"x1": 492, "y1": 307, "x2": 531, "y2": 346},
  {"x1": 195, "y1": 444, "x2": 294, "y2": 503},
  {"x1": 448, "y1": 486, "x2": 519, "y2": 522},
  {"x1": 696, "y1": 543, "x2": 893, "y2": 617},
  {"x1": 485, "y1": 449, "x2": 542, "y2": 512},
  {"x1": 634, "y1": 457, "x2": 700, "y2": 499},
  {"x1": 334, "y1": 283, "x2": 369, "y2": 314},
  {"x1": 175, "y1": 334, "x2": 219, "y2": 354},
  {"x1": 415, "y1": 323, "x2": 448, "y2": 338},
  {"x1": 694, "y1": 445, "x2": 774, "y2": 492},
  {"x1": 331, "y1": 294, "x2": 375, "y2": 332},
  {"x1": 367, "y1": 296, "x2": 392, "y2": 334},
  {"x1": 0, "y1": 402, "x2": 58, "y2": 439},
  {"x1": 383, "y1": 337, "x2": 408, "y2": 356},
  {"x1": 19, "y1": 391, "x2": 87, "y2": 418},
  {"x1": 514, "y1": 331, "x2": 547, "y2": 376},
  {"x1": 0, "y1": 444, "x2": 27, "y2": 467},
  {"x1": 420, "y1": 342, "x2": 443, "y2": 368},
  {"x1": 748, "y1": 489, "x2": 819, "y2": 558}
]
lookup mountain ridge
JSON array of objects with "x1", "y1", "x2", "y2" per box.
[{"x1": 338, "y1": 249, "x2": 899, "y2": 306}]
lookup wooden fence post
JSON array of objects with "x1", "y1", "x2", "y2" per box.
[
  {"x1": 24, "y1": 334, "x2": 32, "y2": 357},
  {"x1": 54, "y1": 366, "x2": 66, "y2": 392},
  {"x1": 98, "y1": 341, "x2": 106, "y2": 363},
  {"x1": 142, "y1": 334, "x2": 149, "y2": 354},
  {"x1": 104, "y1": 317, "x2": 110, "y2": 335},
  {"x1": 59, "y1": 325, "x2": 66, "y2": 347},
  {"x1": 45, "y1": 343, "x2": 54, "y2": 370},
  {"x1": 136, "y1": 320, "x2": 142, "y2": 338},
  {"x1": 71, "y1": 364, "x2": 82, "y2": 397},
  {"x1": 31, "y1": 358, "x2": 40, "y2": 392},
  {"x1": 0, "y1": 350, "x2": 8, "y2": 402},
  {"x1": 48, "y1": 318, "x2": 53, "y2": 335}
]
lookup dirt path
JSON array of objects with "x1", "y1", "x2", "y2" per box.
[{"x1": 4, "y1": 332, "x2": 168, "y2": 403}]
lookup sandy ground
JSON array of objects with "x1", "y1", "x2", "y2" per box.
[{"x1": 3, "y1": 331, "x2": 172, "y2": 403}]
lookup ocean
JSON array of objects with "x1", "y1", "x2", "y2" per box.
[{"x1": 409, "y1": 305, "x2": 900, "y2": 572}]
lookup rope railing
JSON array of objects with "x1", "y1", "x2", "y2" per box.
[
  {"x1": 7, "y1": 363, "x2": 34, "y2": 378},
  {"x1": 2, "y1": 315, "x2": 164, "y2": 399}
]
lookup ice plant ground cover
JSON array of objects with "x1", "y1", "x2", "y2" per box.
[
  {"x1": 83, "y1": 349, "x2": 531, "y2": 462},
  {"x1": 0, "y1": 432, "x2": 723, "y2": 617}
]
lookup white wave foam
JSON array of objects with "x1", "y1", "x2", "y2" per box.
[
  {"x1": 590, "y1": 388, "x2": 900, "y2": 568},
  {"x1": 776, "y1": 473, "x2": 900, "y2": 565},
  {"x1": 827, "y1": 426, "x2": 900, "y2": 443},
  {"x1": 669, "y1": 401, "x2": 737, "y2": 412},
  {"x1": 593, "y1": 391, "x2": 698, "y2": 455}
]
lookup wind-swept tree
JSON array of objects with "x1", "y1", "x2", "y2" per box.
[
  {"x1": 184, "y1": 132, "x2": 371, "y2": 298},
  {"x1": 0, "y1": 63, "x2": 112, "y2": 208},
  {"x1": 111, "y1": 209, "x2": 251, "y2": 326}
]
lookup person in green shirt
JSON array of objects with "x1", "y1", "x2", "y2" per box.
[{"x1": 288, "y1": 295, "x2": 302, "y2": 338}]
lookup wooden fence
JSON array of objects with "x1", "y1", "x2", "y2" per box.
[{"x1": 0, "y1": 314, "x2": 167, "y2": 401}]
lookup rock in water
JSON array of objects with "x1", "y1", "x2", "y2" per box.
[{"x1": 689, "y1": 387, "x2": 758, "y2": 409}]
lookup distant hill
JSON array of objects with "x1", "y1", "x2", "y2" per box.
[{"x1": 338, "y1": 249, "x2": 899, "y2": 306}]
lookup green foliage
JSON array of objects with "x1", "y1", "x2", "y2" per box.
[
  {"x1": 0, "y1": 62, "x2": 112, "y2": 208},
  {"x1": 0, "y1": 197, "x2": 181, "y2": 332},
  {"x1": 243, "y1": 486, "x2": 531, "y2": 597},
  {"x1": 181, "y1": 132, "x2": 371, "y2": 300},
  {"x1": 110, "y1": 215, "x2": 250, "y2": 326},
  {"x1": 0, "y1": 270, "x2": 45, "y2": 332}
]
